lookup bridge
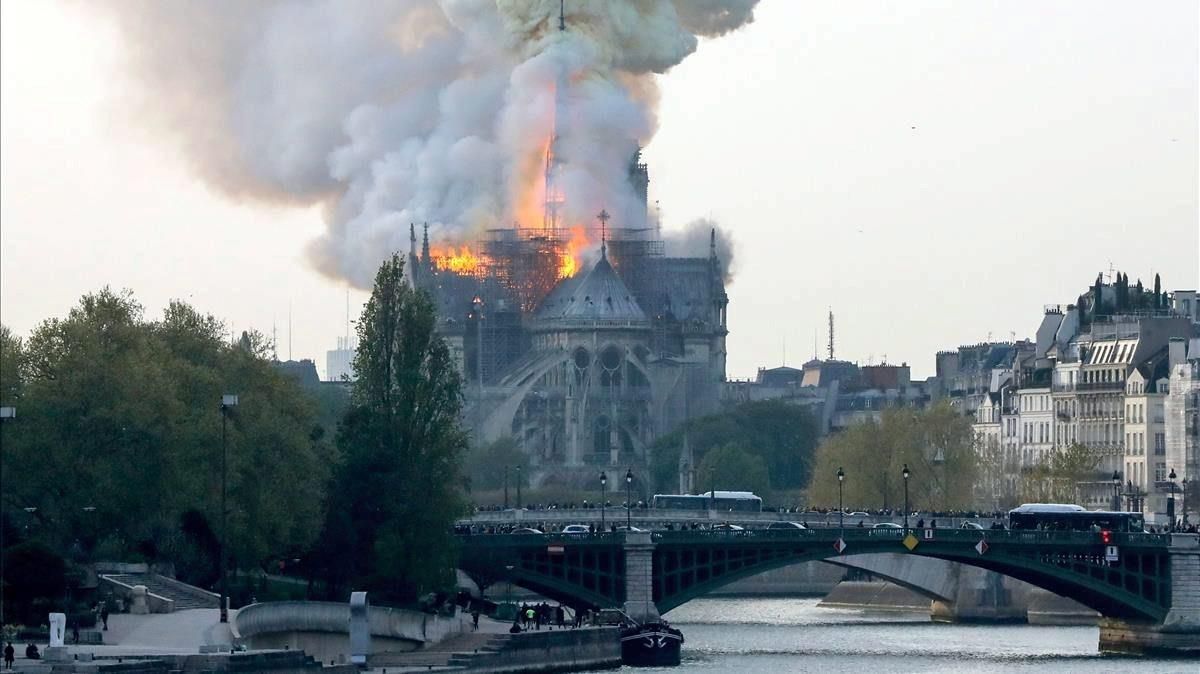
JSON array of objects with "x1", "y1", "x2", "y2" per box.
[{"x1": 457, "y1": 527, "x2": 1200, "y2": 655}]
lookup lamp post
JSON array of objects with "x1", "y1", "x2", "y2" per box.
[
  {"x1": 516, "y1": 465, "x2": 522, "y2": 509},
  {"x1": 599, "y1": 471, "x2": 607, "y2": 531},
  {"x1": 504, "y1": 564, "x2": 515, "y2": 617},
  {"x1": 1111, "y1": 470, "x2": 1121, "y2": 512},
  {"x1": 0, "y1": 405, "x2": 14, "y2": 626},
  {"x1": 219, "y1": 394, "x2": 238, "y2": 623},
  {"x1": 1167, "y1": 468, "x2": 1177, "y2": 532},
  {"x1": 625, "y1": 468, "x2": 634, "y2": 529},
  {"x1": 503, "y1": 465, "x2": 509, "y2": 510},
  {"x1": 902, "y1": 464, "x2": 910, "y2": 532},
  {"x1": 1183, "y1": 477, "x2": 1190, "y2": 526},
  {"x1": 837, "y1": 467, "x2": 845, "y2": 533}
]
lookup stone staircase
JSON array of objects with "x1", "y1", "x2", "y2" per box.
[
  {"x1": 368, "y1": 632, "x2": 510, "y2": 669},
  {"x1": 101, "y1": 573, "x2": 220, "y2": 610}
]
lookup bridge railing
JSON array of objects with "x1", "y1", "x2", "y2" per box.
[{"x1": 458, "y1": 528, "x2": 1171, "y2": 549}]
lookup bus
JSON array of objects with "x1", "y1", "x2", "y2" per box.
[
  {"x1": 1007, "y1": 503, "x2": 1145, "y2": 533},
  {"x1": 651, "y1": 491, "x2": 763, "y2": 513}
]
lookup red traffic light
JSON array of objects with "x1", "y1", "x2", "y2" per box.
[{"x1": 1100, "y1": 529, "x2": 1113, "y2": 545}]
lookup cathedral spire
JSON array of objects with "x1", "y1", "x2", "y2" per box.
[{"x1": 597, "y1": 209, "x2": 610, "y2": 259}]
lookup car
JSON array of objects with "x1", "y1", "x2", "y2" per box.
[
  {"x1": 872, "y1": 522, "x2": 902, "y2": 529},
  {"x1": 712, "y1": 523, "x2": 744, "y2": 531},
  {"x1": 767, "y1": 521, "x2": 807, "y2": 530},
  {"x1": 960, "y1": 522, "x2": 984, "y2": 530},
  {"x1": 848, "y1": 511, "x2": 870, "y2": 517},
  {"x1": 614, "y1": 525, "x2": 646, "y2": 532},
  {"x1": 510, "y1": 527, "x2": 543, "y2": 534},
  {"x1": 562, "y1": 524, "x2": 591, "y2": 534}
]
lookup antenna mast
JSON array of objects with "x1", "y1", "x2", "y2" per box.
[{"x1": 827, "y1": 309, "x2": 835, "y2": 361}]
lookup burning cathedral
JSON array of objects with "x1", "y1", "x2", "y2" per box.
[{"x1": 407, "y1": 149, "x2": 728, "y2": 486}]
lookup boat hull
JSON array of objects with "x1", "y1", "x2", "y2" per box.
[{"x1": 620, "y1": 623, "x2": 683, "y2": 667}]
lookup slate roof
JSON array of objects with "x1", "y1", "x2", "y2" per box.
[{"x1": 534, "y1": 251, "x2": 649, "y2": 329}]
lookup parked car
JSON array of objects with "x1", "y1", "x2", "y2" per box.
[
  {"x1": 712, "y1": 523, "x2": 744, "y2": 531},
  {"x1": 614, "y1": 525, "x2": 646, "y2": 532},
  {"x1": 562, "y1": 524, "x2": 591, "y2": 534},
  {"x1": 960, "y1": 521, "x2": 984, "y2": 530},
  {"x1": 510, "y1": 527, "x2": 543, "y2": 534},
  {"x1": 849, "y1": 511, "x2": 870, "y2": 517},
  {"x1": 872, "y1": 522, "x2": 902, "y2": 529},
  {"x1": 767, "y1": 521, "x2": 807, "y2": 530}
]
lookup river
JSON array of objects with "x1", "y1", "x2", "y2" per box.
[{"x1": 589, "y1": 597, "x2": 1197, "y2": 673}]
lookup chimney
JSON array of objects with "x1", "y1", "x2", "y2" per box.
[{"x1": 1168, "y1": 337, "x2": 1187, "y2": 368}]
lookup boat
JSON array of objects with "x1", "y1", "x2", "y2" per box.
[{"x1": 620, "y1": 620, "x2": 684, "y2": 667}]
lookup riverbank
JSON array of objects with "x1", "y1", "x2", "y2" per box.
[{"x1": 818, "y1": 580, "x2": 1099, "y2": 625}]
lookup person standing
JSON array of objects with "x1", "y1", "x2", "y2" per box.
[
  {"x1": 4, "y1": 642, "x2": 14, "y2": 669},
  {"x1": 471, "y1": 609, "x2": 480, "y2": 631},
  {"x1": 100, "y1": 603, "x2": 110, "y2": 631}
]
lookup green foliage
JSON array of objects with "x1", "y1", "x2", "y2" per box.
[
  {"x1": 0, "y1": 290, "x2": 334, "y2": 589},
  {"x1": 468, "y1": 436, "x2": 529, "y2": 492},
  {"x1": 696, "y1": 444, "x2": 771, "y2": 501},
  {"x1": 315, "y1": 253, "x2": 468, "y2": 604},
  {"x1": 808, "y1": 402, "x2": 978, "y2": 511},
  {"x1": 1020, "y1": 443, "x2": 1102, "y2": 504},
  {"x1": 649, "y1": 400, "x2": 819, "y2": 494},
  {"x1": 2, "y1": 541, "x2": 67, "y2": 624}
]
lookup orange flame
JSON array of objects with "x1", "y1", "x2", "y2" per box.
[
  {"x1": 430, "y1": 246, "x2": 482, "y2": 274},
  {"x1": 558, "y1": 225, "x2": 588, "y2": 279}
]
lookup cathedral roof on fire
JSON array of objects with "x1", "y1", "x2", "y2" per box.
[{"x1": 534, "y1": 250, "x2": 649, "y2": 329}]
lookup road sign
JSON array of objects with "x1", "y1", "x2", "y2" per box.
[
  {"x1": 833, "y1": 537, "x2": 847, "y2": 554},
  {"x1": 975, "y1": 539, "x2": 989, "y2": 555},
  {"x1": 923, "y1": 529, "x2": 934, "y2": 540},
  {"x1": 903, "y1": 534, "x2": 919, "y2": 551},
  {"x1": 547, "y1": 544, "x2": 565, "y2": 555},
  {"x1": 1105, "y1": 545, "x2": 1119, "y2": 562}
]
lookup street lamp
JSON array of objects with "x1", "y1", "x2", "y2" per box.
[
  {"x1": 902, "y1": 464, "x2": 910, "y2": 532},
  {"x1": 503, "y1": 465, "x2": 509, "y2": 509},
  {"x1": 837, "y1": 467, "x2": 845, "y2": 532},
  {"x1": 1183, "y1": 477, "x2": 1190, "y2": 526},
  {"x1": 625, "y1": 468, "x2": 634, "y2": 529},
  {"x1": 599, "y1": 471, "x2": 607, "y2": 531},
  {"x1": 0, "y1": 405, "x2": 15, "y2": 626},
  {"x1": 1111, "y1": 471, "x2": 1121, "y2": 512},
  {"x1": 219, "y1": 393, "x2": 238, "y2": 623},
  {"x1": 516, "y1": 465, "x2": 522, "y2": 509},
  {"x1": 1168, "y1": 468, "x2": 1177, "y2": 532}
]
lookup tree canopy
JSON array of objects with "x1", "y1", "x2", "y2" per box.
[
  {"x1": 649, "y1": 400, "x2": 819, "y2": 496},
  {"x1": 697, "y1": 444, "x2": 771, "y2": 501},
  {"x1": 313, "y1": 253, "x2": 468, "y2": 603},
  {"x1": 0, "y1": 289, "x2": 334, "y2": 591},
  {"x1": 808, "y1": 402, "x2": 978, "y2": 511}
]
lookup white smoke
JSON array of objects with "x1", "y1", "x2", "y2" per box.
[
  {"x1": 663, "y1": 218, "x2": 737, "y2": 284},
  {"x1": 96, "y1": 0, "x2": 758, "y2": 287}
]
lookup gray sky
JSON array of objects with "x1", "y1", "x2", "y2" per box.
[{"x1": 2, "y1": 0, "x2": 1197, "y2": 380}]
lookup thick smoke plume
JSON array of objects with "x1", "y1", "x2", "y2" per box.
[
  {"x1": 97, "y1": 0, "x2": 758, "y2": 287},
  {"x1": 664, "y1": 218, "x2": 737, "y2": 284}
]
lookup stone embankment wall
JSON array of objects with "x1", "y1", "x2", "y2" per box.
[
  {"x1": 233, "y1": 601, "x2": 468, "y2": 663},
  {"x1": 468, "y1": 628, "x2": 622, "y2": 673}
]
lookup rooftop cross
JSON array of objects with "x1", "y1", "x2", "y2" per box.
[{"x1": 597, "y1": 209, "x2": 610, "y2": 258}]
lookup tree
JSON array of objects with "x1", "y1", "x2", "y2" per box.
[
  {"x1": 316, "y1": 253, "x2": 468, "y2": 603},
  {"x1": 468, "y1": 436, "x2": 529, "y2": 492},
  {"x1": 1020, "y1": 443, "x2": 1101, "y2": 503},
  {"x1": 649, "y1": 400, "x2": 818, "y2": 494},
  {"x1": 808, "y1": 402, "x2": 978, "y2": 511},
  {"x1": 3, "y1": 290, "x2": 333, "y2": 587},
  {"x1": 696, "y1": 444, "x2": 771, "y2": 502}
]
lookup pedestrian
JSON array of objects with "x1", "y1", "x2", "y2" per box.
[
  {"x1": 101, "y1": 603, "x2": 110, "y2": 631},
  {"x1": 3, "y1": 642, "x2": 13, "y2": 670},
  {"x1": 526, "y1": 607, "x2": 536, "y2": 630},
  {"x1": 471, "y1": 608, "x2": 480, "y2": 631},
  {"x1": 555, "y1": 605, "x2": 565, "y2": 627},
  {"x1": 917, "y1": 518, "x2": 925, "y2": 529}
]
